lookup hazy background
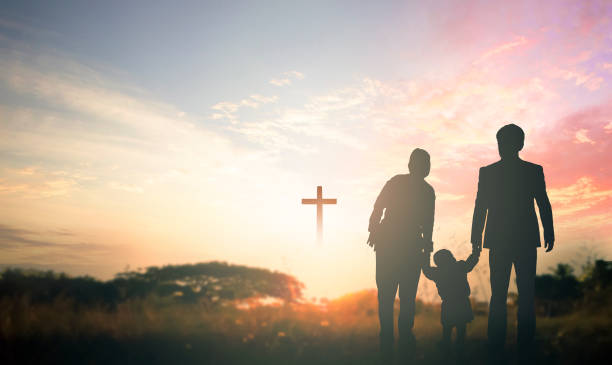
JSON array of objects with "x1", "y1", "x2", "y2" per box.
[{"x1": 1, "y1": 0, "x2": 611, "y2": 299}]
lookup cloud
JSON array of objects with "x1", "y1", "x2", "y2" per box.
[
  {"x1": 475, "y1": 36, "x2": 528, "y2": 64},
  {"x1": 108, "y1": 181, "x2": 144, "y2": 193},
  {"x1": 432, "y1": 0, "x2": 611, "y2": 45},
  {"x1": 227, "y1": 122, "x2": 316, "y2": 154},
  {"x1": 0, "y1": 47, "x2": 237, "y2": 167},
  {"x1": 547, "y1": 67, "x2": 603, "y2": 91},
  {"x1": 269, "y1": 78, "x2": 292, "y2": 86},
  {"x1": 0, "y1": 163, "x2": 101, "y2": 199},
  {"x1": 285, "y1": 71, "x2": 305, "y2": 80},
  {"x1": 240, "y1": 99, "x2": 259, "y2": 108},
  {"x1": 13, "y1": 167, "x2": 37, "y2": 175},
  {"x1": 227, "y1": 67, "x2": 559, "y2": 168},
  {"x1": 210, "y1": 101, "x2": 241, "y2": 120},
  {"x1": 0, "y1": 64, "x2": 190, "y2": 135},
  {"x1": 549, "y1": 177, "x2": 612, "y2": 217},
  {"x1": 0, "y1": 224, "x2": 105, "y2": 250},
  {"x1": 269, "y1": 71, "x2": 305, "y2": 86},
  {"x1": 250, "y1": 94, "x2": 278, "y2": 104},
  {"x1": 0, "y1": 168, "x2": 81, "y2": 199},
  {"x1": 574, "y1": 128, "x2": 596, "y2": 144},
  {"x1": 210, "y1": 95, "x2": 278, "y2": 121},
  {"x1": 225, "y1": 79, "x2": 379, "y2": 152},
  {"x1": 529, "y1": 99, "x2": 612, "y2": 186},
  {"x1": 0, "y1": 223, "x2": 127, "y2": 277},
  {"x1": 240, "y1": 94, "x2": 278, "y2": 108}
]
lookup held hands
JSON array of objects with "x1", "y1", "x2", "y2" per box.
[
  {"x1": 471, "y1": 240, "x2": 482, "y2": 252},
  {"x1": 422, "y1": 251, "x2": 432, "y2": 266},
  {"x1": 424, "y1": 240, "x2": 434, "y2": 254},
  {"x1": 471, "y1": 241, "x2": 482, "y2": 257}
]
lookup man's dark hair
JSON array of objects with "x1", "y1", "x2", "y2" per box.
[
  {"x1": 496, "y1": 124, "x2": 525, "y2": 154},
  {"x1": 408, "y1": 148, "x2": 430, "y2": 178}
]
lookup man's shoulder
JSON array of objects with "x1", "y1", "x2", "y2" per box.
[
  {"x1": 480, "y1": 160, "x2": 543, "y2": 172},
  {"x1": 479, "y1": 161, "x2": 500, "y2": 175},
  {"x1": 483, "y1": 161, "x2": 502, "y2": 170},
  {"x1": 520, "y1": 159, "x2": 543, "y2": 171}
]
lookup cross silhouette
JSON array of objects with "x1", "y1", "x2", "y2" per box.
[{"x1": 302, "y1": 186, "x2": 337, "y2": 242}]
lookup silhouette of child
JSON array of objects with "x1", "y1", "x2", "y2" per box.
[{"x1": 422, "y1": 246, "x2": 480, "y2": 352}]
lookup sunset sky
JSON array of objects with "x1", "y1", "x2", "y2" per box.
[{"x1": 1, "y1": 0, "x2": 611, "y2": 299}]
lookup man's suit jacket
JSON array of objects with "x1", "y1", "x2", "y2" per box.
[{"x1": 471, "y1": 158, "x2": 554, "y2": 250}]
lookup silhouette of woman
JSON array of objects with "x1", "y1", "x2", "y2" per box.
[{"x1": 368, "y1": 148, "x2": 435, "y2": 363}]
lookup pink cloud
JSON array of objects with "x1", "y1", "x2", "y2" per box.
[
  {"x1": 574, "y1": 128, "x2": 596, "y2": 144},
  {"x1": 549, "y1": 176, "x2": 612, "y2": 217},
  {"x1": 474, "y1": 36, "x2": 528, "y2": 64},
  {"x1": 528, "y1": 99, "x2": 612, "y2": 189},
  {"x1": 546, "y1": 67, "x2": 604, "y2": 91}
]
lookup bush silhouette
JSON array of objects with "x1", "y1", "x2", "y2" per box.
[{"x1": 0, "y1": 261, "x2": 304, "y2": 309}]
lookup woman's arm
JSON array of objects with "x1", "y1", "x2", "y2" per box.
[{"x1": 422, "y1": 188, "x2": 435, "y2": 253}]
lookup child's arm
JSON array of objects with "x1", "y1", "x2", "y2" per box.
[
  {"x1": 421, "y1": 252, "x2": 436, "y2": 280},
  {"x1": 465, "y1": 246, "x2": 481, "y2": 272}
]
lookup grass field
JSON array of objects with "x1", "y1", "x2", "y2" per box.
[{"x1": 1, "y1": 288, "x2": 610, "y2": 365}]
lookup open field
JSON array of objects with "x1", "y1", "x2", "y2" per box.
[
  {"x1": 1, "y1": 291, "x2": 610, "y2": 364},
  {"x1": 0, "y1": 261, "x2": 610, "y2": 364}
]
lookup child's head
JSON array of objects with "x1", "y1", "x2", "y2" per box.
[{"x1": 433, "y1": 249, "x2": 456, "y2": 268}]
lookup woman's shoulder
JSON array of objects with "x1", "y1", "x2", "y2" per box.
[{"x1": 423, "y1": 180, "x2": 434, "y2": 193}]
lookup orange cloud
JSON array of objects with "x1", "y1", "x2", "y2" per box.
[{"x1": 549, "y1": 177, "x2": 612, "y2": 217}]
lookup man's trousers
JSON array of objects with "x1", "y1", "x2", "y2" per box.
[{"x1": 488, "y1": 247, "x2": 537, "y2": 352}]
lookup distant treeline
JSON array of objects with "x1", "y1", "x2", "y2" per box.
[
  {"x1": 0, "y1": 260, "x2": 609, "y2": 315},
  {"x1": 534, "y1": 260, "x2": 611, "y2": 316},
  {"x1": 0, "y1": 261, "x2": 304, "y2": 309}
]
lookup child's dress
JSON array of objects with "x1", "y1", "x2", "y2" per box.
[{"x1": 423, "y1": 252, "x2": 479, "y2": 326}]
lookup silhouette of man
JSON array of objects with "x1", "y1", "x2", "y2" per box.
[
  {"x1": 368, "y1": 148, "x2": 435, "y2": 363},
  {"x1": 471, "y1": 124, "x2": 554, "y2": 361}
]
